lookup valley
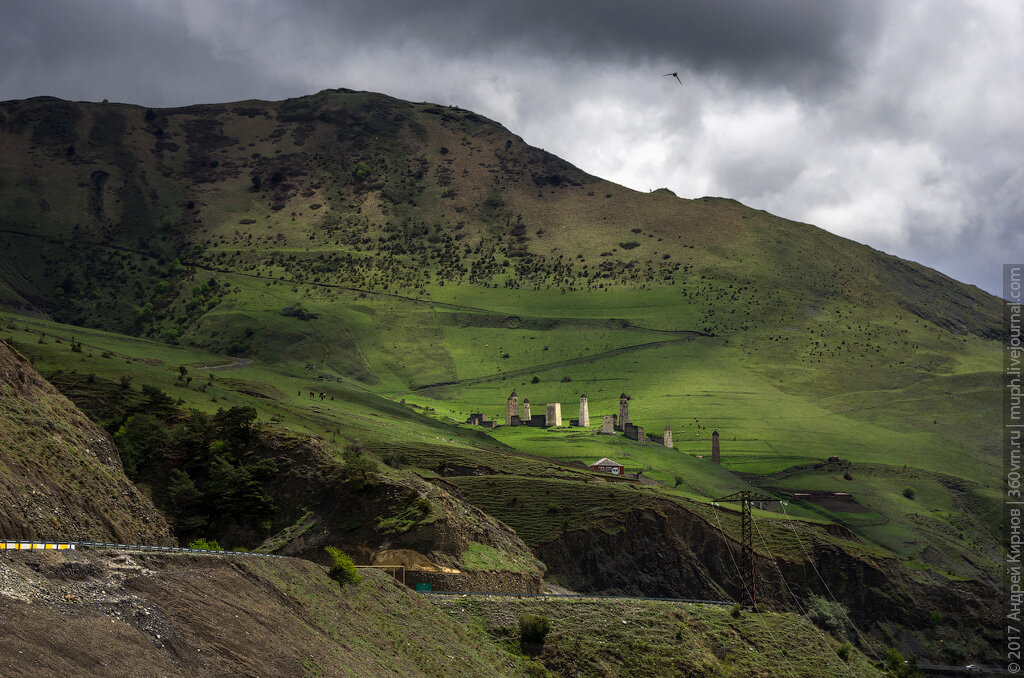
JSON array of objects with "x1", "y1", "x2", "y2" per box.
[{"x1": 0, "y1": 89, "x2": 1005, "y2": 673}]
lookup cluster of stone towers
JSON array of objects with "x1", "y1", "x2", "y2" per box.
[{"x1": 501, "y1": 391, "x2": 675, "y2": 449}]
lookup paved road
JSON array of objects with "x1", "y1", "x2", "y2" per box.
[
  {"x1": 422, "y1": 589, "x2": 733, "y2": 606},
  {"x1": 0, "y1": 540, "x2": 285, "y2": 558}
]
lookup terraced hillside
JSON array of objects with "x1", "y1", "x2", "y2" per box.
[{"x1": 0, "y1": 89, "x2": 1004, "y2": 666}]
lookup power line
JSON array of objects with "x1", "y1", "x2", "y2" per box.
[
  {"x1": 779, "y1": 503, "x2": 882, "y2": 665},
  {"x1": 751, "y1": 518, "x2": 859, "y2": 678},
  {"x1": 712, "y1": 490, "x2": 785, "y2": 609},
  {"x1": 710, "y1": 506, "x2": 804, "y2": 678}
]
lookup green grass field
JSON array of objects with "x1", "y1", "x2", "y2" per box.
[{"x1": 0, "y1": 90, "x2": 1004, "y2": 593}]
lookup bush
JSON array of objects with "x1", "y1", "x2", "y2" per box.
[
  {"x1": 352, "y1": 162, "x2": 371, "y2": 182},
  {"x1": 324, "y1": 546, "x2": 361, "y2": 585},
  {"x1": 903, "y1": 486, "x2": 916, "y2": 499},
  {"x1": 343, "y1": 444, "x2": 379, "y2": 479},
  {"x1": 383, "y1": 449, "x2": 409, "y2": 468},
  {"x1": 882, "y1": 647, "x2": 921, "y2": 677},
  {"x1": 519, "y1": 615, "x2": 551, "y2": 643},
  {"x1": 188, "y1": 538, "x2": 222, "y2": 551},
  {"x1": 730, "y1": 603, "x2": 742, "y2": 618},
  {"x1": 836, "y1": 641, "x2": 852, "y2": 661},
  {"x1": 929, "y1": 609, "x2": 942, "y2": 625},
  {"x1": 806, "y1": 595, "x2": 849, "y2": 637}
]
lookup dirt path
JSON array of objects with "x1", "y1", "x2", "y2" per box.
[{"x1": 412, "y1": 333, "x2": 725, "y2": 392}]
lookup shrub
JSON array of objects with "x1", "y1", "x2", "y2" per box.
[
  {"x1": 882, "y1": 648, "x2": 921, "y2": 677},
  {"x1": 324, "y1": 546, "x2": 361, "y2": 585},
  {"x1": 836, "y1": 641, "x2": 852, "y2": 661},
  {"x1": 383, "y1": 449, "x2": 409, "y2": 468},
  {"x1": 806, "y1": 595, "x2": 849, "y2": 637},
  {"x1": 929, "y1": 609, "x2": 942, "y2": 625},
  {"x1": 352, "y1": 162, "x2": 371, "y2": 182},
  {"x1": 618, "y1": 241, "x2": 641, "y2": 250},
  {"x1": 188, "y1": 538, "x2": 222, "y2": 551},
  {"x1": 730, "y1": 603, "x2": 742, "y2": 618},
  {"x1": 343, "y1": 444, "x2": 379, "y2": 480},
  {"x1": 519, "y1": 615, "x2": 551, "y2": 643},
  {"x1": 903, "y1": 486, "x2": 916, "y2": 499},
  {"x1": 531, "y1": 375, "x2": 540, "y2": 383}
]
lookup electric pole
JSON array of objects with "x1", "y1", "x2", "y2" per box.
[{"x1": 712, "y1": 490, "x2": 784, "y2": 610}]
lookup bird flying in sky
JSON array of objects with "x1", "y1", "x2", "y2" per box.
[{"x1": 663, "y1": 72, "x2": 683, "y2": 86}]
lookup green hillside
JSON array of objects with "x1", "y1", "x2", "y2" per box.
[{"x1": 0, "y1": 89, "x2": 1004, "y2": 666}]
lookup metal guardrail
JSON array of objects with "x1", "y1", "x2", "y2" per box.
[
  {"x1": 421, "y1": 590, "x2": 734, "y2": 606},
  {"x1": 1, "y1": 541, "x2": 286, "y2": 558}
]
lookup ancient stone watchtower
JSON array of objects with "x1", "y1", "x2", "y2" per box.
[
  {"x1": 579, "y1": 394, "x2": 590, "y2": 427},
  {"x1": 546, "y1": 402, "x2": 562, "y2": 427},
  {"x1": 712, "y1": 430, "x2": 720, "y2": 464},
  {"x1": 664, "y1": 425, "x2": 673, "y2": 448},
  {"x1": 523, "y1": 399, "x2": 531, "y2": 421},
  {"x1": 506, "y1": 390, "x2": 519, "y2": 426},
  {"x1": 618, "y1": 393, "x2": 630, "y2": 430}
]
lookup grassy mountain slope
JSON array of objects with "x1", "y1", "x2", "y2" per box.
[
  {"x1": 0, "y1": 551, "x2": 530, "y2": 677},
  {"x1": 0, "y1": 550, "x2": 878, "y2": 677},
  {"x1": 0, "y1": 89, "x2": 1005, "y2": 665}
]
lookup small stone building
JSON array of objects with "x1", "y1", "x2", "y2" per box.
[
  {"x1": 624, "y1": 422, "x2": 647, "y2": 443},
  {"x1": 466, "y1": 413, "x2": 495, "y2": 428}
]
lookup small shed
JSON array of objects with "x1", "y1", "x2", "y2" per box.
[{"x1": 589, "y1": 457, "x2": 625, "y2": 476}]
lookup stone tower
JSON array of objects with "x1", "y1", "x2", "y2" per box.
[
  {"x1": 664, "y1": 425, "x2": 673, "y2": 448},
  {"x1": 506, "y1": 390, "x2": 519, "y2": 425},
  {"x1": 523, "y1": 399, "x2": 531, "y2": 421},
  {"x1": 579, "y1": 394, "x2": 590, "y2": 427},
  {"x1": 712, "y1": 430, "x2": 720, "y2": 464},
  {"x1": 545, "y1": 402, "x2": 562, "y2": 427},
  {"x1": 618, "y1": 393, "x2": 630, "y2": 429}
]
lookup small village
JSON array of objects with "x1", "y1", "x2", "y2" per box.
[{"x1": 467, "y1": 391, "x2": 722, "y2": 477}]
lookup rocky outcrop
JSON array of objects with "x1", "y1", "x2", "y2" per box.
[
  {"x1": 536, "y1": 500, "x2": 1001, "y2": 663},
  {"x1": 0, "y1": 341, "x2": 173, "y2": 544},
  {"x1": 245, "y1": 433, "x2": 544, "y2": 591}
]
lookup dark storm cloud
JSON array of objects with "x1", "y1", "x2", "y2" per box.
[
  {"x1": 0, "y1": 1, "x2": 300, "y2": 106},
  {"x1": 0, "y1": 1, "x2": 1019, "y2": 295},
  {"x1": 305, "y1": 0, "x2": 885, "y2": 90}
]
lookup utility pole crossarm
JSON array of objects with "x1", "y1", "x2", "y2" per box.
[{"x1": 712, "y1": 491, "x2": 785, "y2": 504}]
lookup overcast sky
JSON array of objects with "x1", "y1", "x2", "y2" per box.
[{"x1": 2, "y1": 1, "x2": 1020, "y2": 296}]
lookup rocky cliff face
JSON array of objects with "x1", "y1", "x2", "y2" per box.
[
  {"x1": 0, "y1": 341, "x2": 173, "y2": 544},
  {"x1": 536, "y1": 500, "x2": 1001, "y2": 663}
]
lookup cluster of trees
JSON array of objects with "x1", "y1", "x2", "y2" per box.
[{"x1": 111, "y1": 393, "x2": 276, "y2": 539}]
